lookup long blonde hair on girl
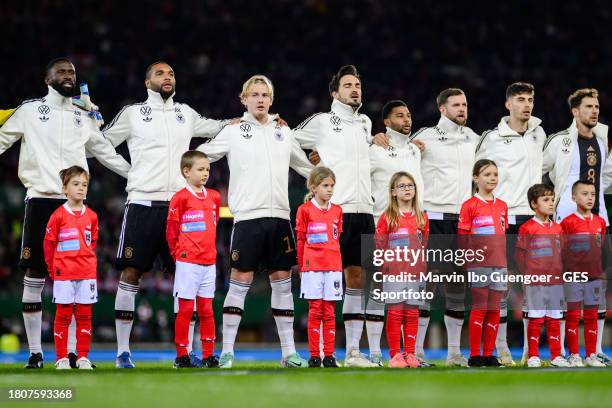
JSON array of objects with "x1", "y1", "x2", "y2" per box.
[
  {"x1": 304, "y1": 166, "x2": 336, "y2": 202},
  {"x1": 384, "y1": 171, "x2": 425, "y2": 231}
]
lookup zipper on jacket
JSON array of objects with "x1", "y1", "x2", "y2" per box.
[
  {"x1": 163, "y1": 103, "x2": 171, "y2": 200},
  {"x1": 354, "y1": 116, "x2": 360, "y2": 213},
  {"x1": 262, "y1": 122, "x2": 273, "y2": 215}
]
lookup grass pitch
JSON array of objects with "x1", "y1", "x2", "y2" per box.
[{"x1": 1, "y1": 362, "x2": 611, "y2": 408}]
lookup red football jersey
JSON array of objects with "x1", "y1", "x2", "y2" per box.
[
  {"x1": 458, "y1": 194, "x2": 508, "y2": 267},
  {"x1": 167, "y1": 187, "x2": 220, "y2": 265},
  {"x1": 44, "y1": 203, "x2": 98, "y2": 280},
  {"x1": 516, "y1": 218, "x2": 564, "y2": 285},
  {"x1": 296, "y1": 200, "x2": 343, "y2": 272},
  {"x1": 376, "y1": 210, "x2": 429, "y2": 276},
  {"x1": 561, "y1": 212, "x2": 606, "y2": 279}
]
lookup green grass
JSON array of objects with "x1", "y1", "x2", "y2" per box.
[{"x1": 1, "y1": 362, "x2": 612, "y2": 408}]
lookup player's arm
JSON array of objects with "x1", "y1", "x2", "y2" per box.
[
  {"x1": 101, "y1": 107, "x2": 131, "y2": 148},
  {"x1": 292, "y1": 113, "x2": 320, "y2": 150},
  {"x1": 542, "y1": 135, "x2": 558, "y2": 177},
  {"x1": 295, "y1": 206, "x2": 307, "y2": 272},
  {"x1": 91, "y1": 213, "x2": 99, "y2": 250},
  {"x1": 0, "y1": 107, "x2": 24, "y2": 155},
  {"x1": 475, "y1": 129, "x2": 493, "y2": 160},
  {"x1": 289, "y1": 130, "x2": 314, "y2": 178},
  {"x1": 603, "y1": 150, "x2": 612, "y2": 193},
  {"x1": 0, "y1": 109, "x2": 15, "y2": 126},
  {"x1": 166, "y1": 195, "x2": 182, "y2": 260},
  {"x1": 212, "y1": 190, "x2": 221, "y2": 226},
  {"x1": 514, "y1": 228, "x2": 528, "y2": 274},
  {"x1": 421, "y1": 213, "x2": 430, "y2": 247},
  {"x1": 189, "y1": 106, "x2": 232, "y2": 140},
  {"x1": 85, "y1": 125, "x2": 131, "y2": 178},
  {"x1": 196, "y1": 126, "x2": 230, "y2": 163},
  {"x1": 43, "y1": 213, "x2": 59, "y2": 277}
]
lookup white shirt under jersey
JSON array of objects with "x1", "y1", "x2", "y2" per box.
[{"x1": 369, "y1": 127, "x2": 423, "y2": 224}]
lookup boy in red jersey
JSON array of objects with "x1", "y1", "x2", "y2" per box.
[
  {"x1": 515, "y1": 184, "x2": 569, "y2": 368},
  {"x1": 296, "y1": 167, "x2": 343, "y2": 368},
  {"x1": 167, "y1": 151, "x2": 220, "y2": 368},
  {"x1": 560, "y1": 180, "x2": 606, "y2": 367},
  {"x1": 44, "y1": 166, "x2": 98, "y2": 370},
  {"x1": 458, "y1": 159, "x2": 508, "y2": 368},
  {"x1": 376, "y1": 171, "x2": 429, "y2": 368}
]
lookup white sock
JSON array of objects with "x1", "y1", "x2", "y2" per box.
[
  {"x1": 496, "y1": 322, "x2": 510, "y2": 354},
  {"x1": 343, "y1": 288, "x2": 364, "y2": 352},
  {"x1": 115, "y1": 281, "x2": 138, "y2": 356},
  {"x1": 522, "y1": 317, "x2": 529, "y2": 356},
  {"x1": 188, "y1": 317, "x2": 196, "y2": 354},
  {"x1": 68, "y1": 315, "x2": 77, "y2": 354},
  {"x1": 596, "y1": 315, "x2": 605, "y2": 355},
  {"x1": 365, "y1": 296, "x2": 384, "y2": 355},
  {"x1": 270, "y1": 277, "x2": 296, "y2": 358},
  {"x1": 22, "y1": 277, "x2": 45, "y2": 355},
  {"x1": 444, "y1": 315, "x2": 463, "y2": 358},
  {"x1": 559, "y1": 318, "x2": 566, "y2": 357},
  {"x1": 416, "y1": 315, "x2": 430, "y2": 358},
  {"x1": 221, "y1": 279, "x2": 250, "y2": 355}
]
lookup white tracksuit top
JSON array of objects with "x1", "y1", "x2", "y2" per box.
[
  {"x1": 197, "y1": 112, "x2": 313, "y2": 222},
  {"x1": 102, "y1": 89, "x2": 226, "y2": 201},
  {"x1": 0, "y1": 86, "x2": 130, "y2": 199},
  {"x1": 476, "y1": 116, "x2": 547, "y2": 216},
  {"x1": 411, "y1": 115, "x2": 479, "y2": 215},
  {"x1": 369, "y1": 127, "x2": 423, "y2": 223},
  {"x1": 293, "y1": 98, "x2": 374, "y2": 214}
]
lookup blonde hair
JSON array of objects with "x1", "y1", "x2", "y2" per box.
[
  {"x1": 240, "y1": 74, "x2": 274, "y2": 101},
  {"x1": 304, "y1": 167, "x2": 336, "y2": 202},
  {"x1": 568, "y1": 88, "x2": 598, "y2": 110},
  {"x1": 384, "y1": 171, "x2": 425, "y2": 231}
]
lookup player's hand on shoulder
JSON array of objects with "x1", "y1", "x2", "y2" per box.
[
  {"x1": 308, "y1": 151, "x2": 321, "y2": 165},
  {"x1": 411, "y1": 139, "x2": 425, "y2": 152},
  {"x1": 372, "y1": 133, "x2": 389, "y2": 148}
]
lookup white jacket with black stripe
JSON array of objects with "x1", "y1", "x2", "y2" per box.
[
  {"x1": 411, "y1": 115, "x2": 479, "y2": 215},
  {"x1": 197, "y1": 112, "x2": 313, "y2": 222},
  {"x1": 476, "y1": 116, "x2": 546, "y2": 216},
  {"x1": 0, "y1": 86, "x2": 130, "y2": 199},
  {"x1": 543, "y1": 120, "x2": 611, "y2": 221},
  {"x1": 293, "y1": 98, "x2": 374, "y2": 214},
  {"x1": 103, "y1": 89, "x2": 227, "y2": 201}
]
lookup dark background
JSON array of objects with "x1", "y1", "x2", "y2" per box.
[{"x1": 0, "y1": 0, "x2": 610, "y2": 346}]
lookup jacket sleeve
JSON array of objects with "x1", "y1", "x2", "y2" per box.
[
  {"x1": 190, "y1": 106, "x2": 228, "y2": 140},
  {"x1": 85, "y1": 125, "x2": 131, "y2": 178},
  {"x1": 196, "y1": 126, "x2": 230, "y2": 163},
  {"x1": 603, "y1": 149, "x2": 612, "y2": 193},
  {"x1": 43, "y1": 212, "x2": 59, "y2": 276},
  {"x1": 102, "y1": 106, "x2": 131, "y2": 148},
  {"x1": 0, "y1": 107, "x2": 24, "y2": 155},
  {"x1": 475, "y1": 130, "x2": 493, "y2": 160},
  {"x1": 542, "y1": 136, "x2": 557, "y2": 177},
  {"x1": 289, "y1": 130, "x2": 314, "y2": 178},
  {"x1": 292, "y1": 113, "x2": 320, "y2": 150}
]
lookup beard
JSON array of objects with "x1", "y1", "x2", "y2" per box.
[
  {"x1": 152, "y1": 83, "x2": 175, "y2": 99},
  {"x1": 50, "y1": 79, "x2": 76, "y2": 97},
  {"x1": 339, "y1": 95, "x2": 361, "y2": 108},
  {"x1": 580, "y1": 118, "x2": 597, "y2": 129},
  {"x1": 451, "y1": 115, "x2": 467, "y2": 126}
]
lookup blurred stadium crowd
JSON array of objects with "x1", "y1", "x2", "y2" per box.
[{"x1": 0, "y1": 0, "x2": 611, "y2": 345}]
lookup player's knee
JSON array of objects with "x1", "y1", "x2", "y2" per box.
[
  {"x1": 344, "y1": 266, "x2": 363, "y2": 289},
  {"x1": 120, "y1": 267, "x2": 141, "y2": 285}
]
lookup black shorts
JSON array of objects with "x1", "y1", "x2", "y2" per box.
[
  {"x1": 506, "y1": 215, "x2": 531, "y2": 270},
  {"x1": 230, "y1": 217, "x2": 296, "y2": 273},
  {"x1": 20, "y1": 198, "x2": 65, "y2": 272},
  {"x1": 340, "y1": 213, "x2": 375, "y2": 268},
  {"x1": 115, "y1": 202, "x2": 174, "y2": 273},
  {"x1": 428, "y1": 216, "x2": 458, "y2": 271}
]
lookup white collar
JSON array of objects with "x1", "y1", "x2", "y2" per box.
[
  {"x1": 186, "y1": 184, "x2": 207, "y2": 200},
  {"x1": 437, "y1": 114, "x2": 463, "y2": 134},
  {"x1": 63, "y1": 202, "x2": 86, "y2": 216},
  {"x1": 146, "y1": 88, "x2": 175, "y2": 109},
  {"x1": 385, "y1": 127, "x2": 411, "y2": 147},
  {"x1": 311, "y1": 198, "x2": 330, "y2": 211},
  {"x1": 331, "y1": 98, "x2": 361, "y2": 120},
  {"x1": 498, "y1": 116, "x2": 542, "y2": 136},
  {"x1": 241, "y1": 111, "x2": 279, "y2": 126},
  {"x1": 46, "y1": 86, "x2": 73, "y2": 108},
  {"x1": 531, "y1": 216, "x2": 551, "y2": 227},
  {"x1": 399, "y1": 209, "x2": 415, "y2": 217},
  {"x1": 574, "y1": 211, "x2": 593, "y2": 221},
  {"x1": 475, "y1": 193, "x2": 495, "y2": 204}
]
